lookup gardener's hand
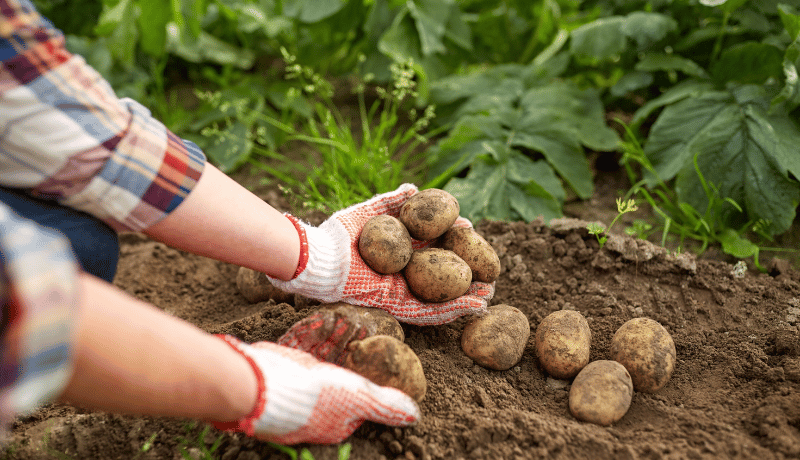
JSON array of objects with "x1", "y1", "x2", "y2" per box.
[
  {"x1": 212, "y1": 335, "x2": 419, "y2": 445},
  {"x1": 267, "y1": 184, "x2": 494, "y2": 326}
]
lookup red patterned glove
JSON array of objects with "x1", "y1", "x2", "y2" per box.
[
  {"x1": 267, "y1": 184, "x2": 494, "y2": 325},
  {"x1": 212, "y1": 335, "x2": 419, "y2": 445}
]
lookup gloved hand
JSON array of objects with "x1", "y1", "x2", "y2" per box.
[
  {"x1": 267, "y1": 184, "x2": 494, "y2": 326},
  {"x1": 211, "y1": 335, "x2": 419, "y2": 445}
]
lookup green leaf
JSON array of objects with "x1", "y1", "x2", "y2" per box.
[
  {"x1": 96, "y1": 0, "x2": 138, "y2": 68},
  {"x1": 569, "y1": 16, "x2": 627, "y2": 60},
  {"x1": 203, "y1": 121, "x2": 253, "y2": 173},
  {"x1": 711, "y1": 41, "x2": 784, "y2": 85},
  {"x1": 610, "y1": 71, "x2": 654, "y2": 97},
  {"x1": 779, "y1": 3, "x2": 800, "y2": 40},
  {"x1": 407, "y1": 0, "x2": 450, "y2": 56},
  {"x1": 619, "y1": 12, "x2": 678, "y2": 50},
  {"x1": 137, "y1": 0, "x2": 171, "y2": 57},
  {"x1": 646, "y1": 84, "x2": 800, "y2": 235},
  {"x1": 635, "y1": 53, "x2": 709, "y2": 79},
  {"x1": 378, "y1": 9, "x2": 422, "y2": 63},
  {"x1": 717, "y1": 228, "x2": 759, "y2": 259},
  {"x1": 283, "y1": 0, "x2": 347, "y2": 23}
]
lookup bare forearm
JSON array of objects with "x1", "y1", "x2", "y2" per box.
[
  {"x1": 144, "y1": 164, "x2": 300, "y2": 281},
  {"x1": 58, "y1": 273, "x2": 257, "y2": 422}
]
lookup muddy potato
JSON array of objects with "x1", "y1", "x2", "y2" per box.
[
  {"x1": 440, "y1": 227, "x2": 501, "y2": 283},
  {"x1": 569, "y1": 360, "x2": 634, "y2": 426},
  {"x1": 358, "y1": 215, "x2": 413, "y2": 274},
  {"x1": 236, "y1": 266, "x2": 293, "y2": 304},
  {"x1": 610, "y1": 317, "x2": 676, "y2": 393},
  {"x1": 399, "y1": 188, "x2": 460, "y2": 241},
  {"x1": 403, "y1": 248, "x2": 471, "y2": 302},
  {"x1": 342, "y1": 335, "x2": 427, "y2": 402},
  {"x1": 461, "y1": 304, "x2": 530, "y2": 370},
  {"x1": 319, "y1": 302, "x2": 405, "y2": 342},
  {"x1": 535, "y1": 310, "x2": 591, "y2": 379}
]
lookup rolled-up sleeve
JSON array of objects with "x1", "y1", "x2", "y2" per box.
[
  {"x1": 0, "y1": 0, "x2": 205, "y2": 232},
  {"x1": 0, "y1": 202, "x2": 79, "y2": 427}
]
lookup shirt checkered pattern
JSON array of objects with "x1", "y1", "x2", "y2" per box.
[{"x1": 0, "y1": 0, "x2": 207, "y2": 424}]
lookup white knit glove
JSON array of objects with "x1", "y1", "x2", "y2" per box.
[
  {"x1": 267, "y1": 184, "x2": 494, "y2": 326},
  {"x1": 211, "y1": 335, "x2": 419, "y2": 445}
]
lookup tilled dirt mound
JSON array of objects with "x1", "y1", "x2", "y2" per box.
[{"x1": 5, "y1": 218, "x2": 800, "y2": 460}]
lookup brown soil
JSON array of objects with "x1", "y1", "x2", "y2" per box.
[{"x1": 5, "y1": 172, "x2": 800, "y2": 460}]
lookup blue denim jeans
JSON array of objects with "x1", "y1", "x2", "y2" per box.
[{"x1": 0, "y1": 187, "x2": 119, "y2": 282}]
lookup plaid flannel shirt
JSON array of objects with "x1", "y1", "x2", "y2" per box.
[{"x1": 0, "y1": 0, "x2": 207, "y2": 424}]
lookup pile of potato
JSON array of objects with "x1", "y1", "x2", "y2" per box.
[
  {"x1": 535, "y1": 311, "x2": 677, "y2": 426},
  {"x1": 234, "y1": 188, "x2": 678, "y2": 426},
  {"x1": 359, "y1": 188, "x2": 501, "y2": 302}
]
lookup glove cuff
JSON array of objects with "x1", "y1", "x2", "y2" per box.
[
  {"x1": 267, "y1": 215, "x2": 350, "y2": 303},
  {"x1": 210, "y1": 335, "x2": 266, "y2": 436}
]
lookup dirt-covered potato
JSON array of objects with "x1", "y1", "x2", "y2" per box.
[
  {"x1": 440, "y1": 227, "x2": 501, "y2": 283},
  {"x1": 535, "y1": 310, "x2": 592, "y2": 379},
  {"x1": 610, "y1": 317, "x2": 676, "y2": 393},
  {"x1": 403, "y1": 248, "x2": 471, "y2": 302},
  {"x1": 399, "y1": 188, "x2": 460, "y2": 241},
  {"x1": 461, "y1": 304, "x2": 530, "y2": 370},
  {"x1": 236, "y1": 266, "x2": 293, "y2": 304},
  {"x1": 342, "y1": 335, "x2": 427, "y2": 402},
  {"x1": 358, "y1": 215, "x2": 413, "y2": 274},
  {"x1": 569, "y1": 360, "x2": 634, "y2": 426},
  {"x1": 319, "y1": 302, "x2": 405, "y2": 342}
]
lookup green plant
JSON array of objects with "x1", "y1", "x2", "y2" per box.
[
  {"x1": 587, "y1": 198, "x2": 639, "y2": 249},
  {"x1": 617, "y1": 119, "x2": 794, "y2": 271},
  {"x1": 267, "y1": 442, "x2": 352, "y2": 460},
  {"x1": 175, "y1": 422, "x2": 224, "y2": 460},
  {"x1": 425, "y1": 61, "x2": 620, "y2": 223},
  {"x1": 202, "y1": 52, "x2": 439, "y2": 212}
]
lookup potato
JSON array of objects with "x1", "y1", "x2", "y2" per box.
[
  {"x1": 399, "y1": 188, "x2": 460, "y2": 241},
  {"x1": 609, "y1": 317, "x2": 676, "y2": 393},
  {"x1": 440, "y1": 227, "x2": 501, "y2": 283},
  {"x1": 236, "y1": 266, "x2": 293, "y2": 304},
  {"x1": 358, "y1": 215, "x2": 413, "y2": 274},
  {"x1": 535, "y1": 310, "x2": 591, "y2": 379},
  {"x1": 342, "y1": 335, "x2": 427, "y2": 402},
  {"x1": 569, "y1": 360, "x2": 634, "y2": 426},
  {"x1": 319, "y1": 302, "x2": 405, "y2": 342},
  {"x1": 461, "y1": 304, "x2": 530, "y2": 370},
  {"x1": 403, "y1": 248, "x2": 471, "y2": 302}
]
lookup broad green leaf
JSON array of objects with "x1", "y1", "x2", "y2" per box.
[
  {"x1": 96, "y1": 0, "x2": 138, "y2": 68},
  {"x1": 444, "y1": 2, "x2": 472, "y2": 50},
  {"x1": 569, "y1": 16, "x2": 627, "y2": 60},
  {"x1": 779, "y1": 3, "x2": 800, "y2": 39},
  {"x1": 444, "y1": 158, "x2": 562, "y2": 223},
  {"x1": 283, "y1": 0, "x2": 347, "y2": 23},
  {"x1": 635, "y1": 53, "x2": 708, "y2": 79},
  {"x1": 620, "y1": 12, "x2": 678, "y2": 50},
  {"x1": 630, "y1": 80, "x2": 715, "y2": 126},
  {"x1": 167, "y1": 29, "x2": 255, "y2": 67},
  {"x1": 717, "y1": 228, "x2": 759, "y2": 259},
  {"x1": 646, "y1": 85, "x2": 800, "y2": 235},
  {"x1": 512, "y1": 128, "x2": 593, "y2": 199},
  {"x1": 644, "y1": 89, "x2": 738, "y2": 181},
  {"x1": 378, "y1": 9, "x2": 422, "y2": 63},
  {"x1": 203, "y1": 121, "x2": 253, "y2": 173},
  {"x1": 711, "y1": 41, "x2": 784, "y2": 85},
  {"x1": 610, "y1": 71, "x2": 653, "y2": 97},
  {"x1": 137, "y1": 0, "x2": 171, "y2": 57},
  {"x1": 407, "y1": 0, "x2": 450, "y2": 56}
]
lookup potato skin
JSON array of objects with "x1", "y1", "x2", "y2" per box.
[
  {"x1": 403, "y1": 248, "x2": 472, "y2": 302},
  {"x1": 342, "y1": 335, "x2": 427, "y2": 402},
  {"x1": 569, "y1": 360, "x2": 633, "y2": 426},
  {"x1": 399, "y1": 188, "x2": 460, "y2": 241},
  {"x1": 236, "y1": 266, "x2": 293, "y2": 304},
  {"x1": 461, "y1": 304, "x2": 530, "y2": 370},
  {"x1": 358, "y1": 215, "x2": 413, "y2": 274},
  {"x1": 440, "y1": 227, "x2": 501, "y2": 283},
  {"x1": 319, "y1": 302, "x2": 405, "y2": 342},
  {"x1": 610, "y1": 317, "x2": 676, "y2": 393},
  {"x1": 535, "y1": 310, "x2": 591, "y2": 379}
]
